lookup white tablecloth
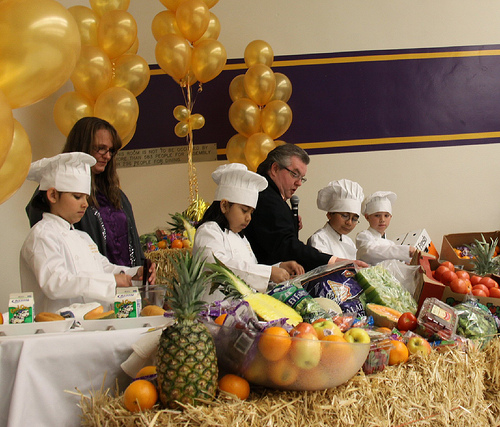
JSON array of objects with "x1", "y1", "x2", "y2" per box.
[{"x1": 0, "y1": 327, "x2": 148, "y2": 427}]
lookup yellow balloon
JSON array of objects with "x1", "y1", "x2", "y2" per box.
[
  {"x1": 271, "y1": 73, "x2": 292, "y2": 103},
  {"x1": 89, "y1": 0, "x2": 130, "y2": 17},
  {"x1": 68, "y1": 6, "x2": 99, "y2": 47},
  {"x1": 155, "y1": 34, "x2": 192, "y2": 82},
  {"x1": 120, "y1": 124, "x2": 136, "y2": 148},
  {"x1": 152, "y1": 10, "x2": 181, "y2": 41},
  {"x1": 244, "y1": 133, "x2": 276, "y2": 172},
  {"x1": 189, "y1": 114, "x2": 205, "y2": 130},
  {"x1": 226, "y1": 133, "x2": 247, "y2": 164},
  {"x1": 244, "y1": 64, "x2": 276, "y2": 106},
  {"x1": 244, "y1": 40, "x2": 274, "y2": 68},
  {"x1": 94, "y1": 87, "x2": 138, "y2": 138},
  {"x1": 176, "y1": 0, "x2": 210, "y2": 43},
  {"x1": 111, "y1": 54, "x2": 151, "y2": 97},
  {"x1": 193, "y1": 12, "x2": 221, "y2": 45},
  {"x1": 179, "y1": 69, "x2": 198, "y2": 87},
  {"x1": 0, "y1": 0, "x2": 81, "y2": 109},
  {"x1": 228, "y1": 98, "x2": 261, "y2": 137},
  {"x1": 203, "y1": 0, "x2": 219, "y2": 8},
  {"x1": 0, "y1": 90, "x2": 14, "y2": 169},
  {"x1": 125, "y1": 37, "x2": 139, "y2": 55},
  {"x1": 261, "y1": 100, "x2": 293, "y2": 139},
  {"x1": 53, "y1": 92, "x2": 94, "y2": 137},
  {"x1": 191, "y1": 39, "x2": 227, "y2": 83},
  {"x1": 0, "y1": 119, "x2": 32, "y2": 205},
  {"x1": 229, "y1": 75, "x2": 247, "y2": 102},
  {"x1": 159, "y1": 0, "x2": 183, "y2": 11},
  {"x1": 173, "y1": 105, "x2": 190, "y2": 121},
  {"x1": 97, "y1": 10, "x2": 137, "y2": 59},
  {"x1": 274, "y1": 140, "x2": 287, "y2": 147},
  {"x1": 175, "y1": 121, "x2": 189, "y2": 138},
  {"x1": 70, "y1": 46, "x2": 113, "y2": 101}
]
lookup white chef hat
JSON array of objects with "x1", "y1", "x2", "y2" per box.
[
  {"x1": 362, "y1": 191, "x2": 397, "y2": 216},
  {"x1": 316, "y1": 179, "x2": 364, "y2": 216},
  {"x1": 27, "y1": 152, "x2": 96, "y2": 195},
  {"x1": 212, "y1": 163, "x2": 268, "y2": 209}
]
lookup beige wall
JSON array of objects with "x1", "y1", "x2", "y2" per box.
[{"x1": 2, "y1": 0, "x2": 500, "y2": 311}]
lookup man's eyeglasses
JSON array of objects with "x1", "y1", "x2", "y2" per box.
[
  {"x1": 282, "y1": 166, "x2": 307, "y2": 183},
  {"x1": 93, "y1": 145, "x2": 116, "y2": 156},
  {"x1": 336, "y1": 212, "x2": 359, "y2": 223}
]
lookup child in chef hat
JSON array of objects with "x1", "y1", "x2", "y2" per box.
[
  {"x1": 355, "y1": 190, "x2": 415, "y2": 265},
  {"x1": 308, "y1": 179, "x2": 365, "y2": 261},
  {"x1": 193, "y1": 163, "x2": 304, "y2": 302},
  {"x1": 20, "y1": 153, "x2": 155, "y2": 317}
]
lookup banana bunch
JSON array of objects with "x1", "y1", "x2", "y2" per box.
[{"x1": 183, "y1": 195, "x2": 209, "y2": 223}]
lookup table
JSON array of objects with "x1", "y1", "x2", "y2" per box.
[{"x1": 0, "y1": 327, "x2": 148, "y2": 427}]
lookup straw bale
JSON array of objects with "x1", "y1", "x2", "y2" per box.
[
  {"x1": 145, "y1": 248, "x2": 191, "y2": 285},
  {"x1": 80, "y1": 337, "x2": 500, "y2": 427}
]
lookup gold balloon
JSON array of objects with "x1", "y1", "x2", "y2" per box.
[
  {"x1": 173, "y1": 105, "x2": 190, "y2": 121},
  {"x1": 159, "y1": 0, "x2": 183, "y2": 11},
  {"x1": 191, "y1": 39, "x2": 227, "y2": 83},
  {"x1": 0, "y1": 0, "x2": 81, "y2": 109},
  {"x1": 244, "y1": 64, "x2": 276, "y2": 106},
  {"x1": 189, "y1": 113, "x2": 205, "y2": 130},
  {"x1": 225, "y1": 133, "x2": 247, "y2": 164},
  {"x1": 176, "y1": 0, "x2": 210, "y2": 43},
  {"x1": 89, "y1": 0, "x2": 130, "y2": 17},
  {"x1": 125, "y1": 37, "x2": 139, "y2": 55},
  {"x1": 271, "y1": 73, "x2": 292, "y2": 103},
  {"x1": 97, "y1": 10, "x2": 137, "y2": 59},
  {"x1": 274, "y1": 140, "x2": 287, "y2": 147},
  {"x1": 261, "y1": 100, "x2": 293, "y2": 139},
  {"x1": 111, "y1": 54, "x2": 151, "y2": 97},
  {"x1": 175, "y1": 121, "x2": 189, "y2": 138},
  {"x1": 0, "y1": 119, "x2": 32, "y2": 205},
  {"x1": 94, "y1": 87, "x2": 138, "y2": 138},
  {"x1": 228, "y1": 98, "x2": 261, "y2": 137},
  {"x1": 244, "y1": 40, "x2": 274, "y2": 68},
  {"x1": 53, "y1": 92, "x2": 94, "y2": 137},
  {"x1": 179, "y1": 68, "x2": 198, "y2": 87},
  {"x1": 70, "y1": 45, "x2": 113, "y2": 101},
  {"x1": 244, "y1": 133, "x2": 276, "y2": 172},
  {"x1": 68, "y1": 5, "x2": 99, "y2": 47},
  {"x1": 152, "y1": 10, "x2": 181, "y2": 41},
  {"x1": 203, "y1": 0, "x2": 219, "y2": 8},
  {"x1": 229, "y1": 75, "x2": 247, "y2": 102},
  {"x1": 120, "y1": 124, "x2": 136, "y2": 148},
  {"x1": 155, "y1": 34, "x2": 192, "y2": 82},
  {"x1": 0, "y1": 90, "x2": 14, "y2": 169},
  {"x1": 193, "y1": 12, "x2": 221, "y2": 45}
]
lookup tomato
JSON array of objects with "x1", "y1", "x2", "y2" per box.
[
  {"x1": 450, "y1": 278, "x2": 468, "y2": 294},
  {"x1": 455, "y1": 270, "x2": 470, "y2": 281},
  {"x1": 397, "y1": 312, "x2": 418, "y2": 332},
  {"x1": 472, "y1": 288, "x2": 488, "y2": 297},
  {"x1": 440, "y1": 261, "x2": 455, "y2": 272},
  {"x1": 489, "y1": 287, "x2": 500, "y2": 298},
  {"x1": 470, "y1": 275, "x2": 482, "y2": 286},
  {"x1": 472, "y1": 284, "x2": 490, "y2": 297},
  {"x1": 434, "y1": 265, "x2": 450, "y2": 281},
  {"x1": 479, "y1": 276, "x2": 498, "y2": 289},
  {"x1": 440, "y1": 269, "x2": 458, "y2": 286}
]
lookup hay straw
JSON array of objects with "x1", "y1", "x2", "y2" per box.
[
  {"x1": 145, "y1": 249, "x2": 190, "y2": 285},
  {"x1": 79, "y1": 337, "x2": 500, "y2": 426}
]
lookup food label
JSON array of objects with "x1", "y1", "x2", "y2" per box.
[
  {"x1": 114, "y1": 287, "x2": 141, "y2": 318},
  {"x1": 9, "y1": 292, "x2": 34, "y2": 324}
]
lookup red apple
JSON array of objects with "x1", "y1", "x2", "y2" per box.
[
  {"x1": 343, "y1": 327, "x2": 371, "y2": 344},
  {"x1": 406, "y1": 336, "x2": 431, "y2": 356},
  {"x1": 290, "y1": 322, "x2": 318, "y2": 338},
  {"x1": 312, "y1": 318, "x2": 343, "y2": 340},
  {"x1": 289, "y1": 332, "x2": 322, "y2": 369}
]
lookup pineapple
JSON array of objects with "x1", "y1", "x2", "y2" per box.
[
  {"x1": 167, "y1": 212, "x2": 196, "y2": 245},
  {"x1": 466, "y1": 235, "x2": 500, "y2": 276},
  {"x1": 156, "y1": 250, "x2": 218, "y2": 409},
  {"x1": 206, "y1": 256, "x2": 303, "y2": 326}
]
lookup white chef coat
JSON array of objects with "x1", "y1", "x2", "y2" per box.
[
  {"x1": 193, "y1": 221, "x2": 272, "y2": 303},
  {"x1": 20, "y1": 213, "x2": 139, "y2": 313},
  {"x1": 356, "y1": 226, "x2": 411, "y2": 265},
  {"x1": 307, "y1": 223, "x2": 357, "y2": 259}
]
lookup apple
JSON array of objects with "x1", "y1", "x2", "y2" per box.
[
  {"x1": 290, "y1": 322, "x2": 318, "y2": 338},
  {"x1": 343, "y1": 327, "x2": 371, "y2": 344},
  {"x1": 312, "y1": 318, "x2": 343, "y2": 340},
  {"x1": 289, "y1": 332, "x2": 322, "y2": 369},
  {"x1": 406, "y1": 336, "x2": 432, "y2": 356}
]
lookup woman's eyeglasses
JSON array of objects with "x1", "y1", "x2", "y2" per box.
[{"x1": 93, "y1": 145, "x2": 116, "y2": 156}]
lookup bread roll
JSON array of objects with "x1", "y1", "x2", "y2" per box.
[
  {"x1": 140, "y1": 305, "x2": 166, "y2": 317},
  {"x1": 83, "y1": 305, "x2": 104, "y2": 320},
  {"x1": 35, "y1": 312, "x2": 65, "y2": 322}
]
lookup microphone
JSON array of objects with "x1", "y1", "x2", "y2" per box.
[{"x1": 290, "y1": 195, "x2": 300, "y2": 235}]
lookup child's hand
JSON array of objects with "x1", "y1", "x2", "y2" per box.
[
  {"x1": 270, "y1": 266, "x2": 290, "y2": 284},
  {"x1": 279, "y1": 261, "x2": 305, "y2": 276},
  {"x1": 131, "y1": 263, "x2": 157, "y2": 285},
  {"x1": 409, "y1": 246, "x2": 416, "y2": 257},
  {"x1": 115, "y1": 273, "x2": 132, "y2": 287}
]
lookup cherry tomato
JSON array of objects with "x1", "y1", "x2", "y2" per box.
[
  {"x1": 440, "y1": 261, "x2": 455, "y2": 272},
  {"x1": 472, "y1": 284, "x2": 490, "y2": 297},
  {"x1": 397, "y1": 312, "x2": 418, "y2": 332},
  {"x1": 489, "y1": 287, "x2": 500, "y2": 298},
  {"x1": 479, "y1": 276, "x2": 498, "y2": 289}
]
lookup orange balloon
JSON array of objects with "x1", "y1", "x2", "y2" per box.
[
  {"x1": 53, "y1": 91, "x2": 94, "y2": 137},
  {"x1": 0, "y1": 90, "x2": 14, "y2": 169},
  {"x1": 155, "y1": 34, "x2": 192, "y2": 82},
  {"x1": 261, "y1": 100, "x2": 292, "y2": 139},
  {"x1": 97, "y1": 10, "x2": 137, "y2": 59},
  {"x1": 191, "y1": 39, "x2": 227, "y2": 83},
  {"x1": 176, "y1": 0, "x2": 210, "y2": 43},
  {"x1": 244, "y1": 64, "x2": 276, "y2": 106},
  {"x1": 152, "y1": 10, "x2": 181, "y2": 41},
  {"x1": 244, "y1": 40, "x2": 274, "y2": 68},
  {"x1": 89, "y1": 0, "x2": 130, "y2": 17},
  {"x1": 94, "y1": 87, "x2": 138, "y2": 138},
  {"x1": 68, "y1": 5, "x2": 99, "y2": 47},
  {"x1": 229, "y1": 75, "x2": 247, "y2": 102},
  {"x1": 244, "y1": 133, "x2": 276, "y2": 172},
  {"x1": 271, "y1": 73, "x2": 292, "y2": 103},
  {"x1": 111, "y1": 54, "x2": 150, "y2": 97},
  {"x1": 226, "y1": 133, "x2": 247, "y2": 164},
  {"x1": 228, "y1": 98, "x2": 261, "y2": 137},
  {"x1": 193, "y1": 12, "x2": 221, "y2": 45}
]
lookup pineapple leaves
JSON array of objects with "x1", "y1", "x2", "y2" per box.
[
  {"x1": 205, "y1": 256, "x2": 253, "y2": 298},
  {"x1": 466, "y1": 235, "x2": 500, "y2": 276}
]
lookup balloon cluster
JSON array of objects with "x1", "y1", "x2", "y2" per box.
[
  {"x1": 227, "y1": 40, "x2": 293, "y2": 171},
  {"x1": 0, "y1": 0, "x2": 82, "y2": 204},
  {"x1": 54, "y1": 0, "x2": 150, "y2": 148}
]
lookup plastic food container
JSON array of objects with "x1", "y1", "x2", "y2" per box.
[
  {"x1": 416, "y1": 298, "x2": 458, "y2": 340},
  {"x1": 205, "y1": 322, "x2": 370, "y2": 391}
]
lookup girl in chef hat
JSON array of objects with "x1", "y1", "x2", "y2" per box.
[
  {"x1": 193, "y1": 163, "x2": 304, "y2": 302},
  {"x1": 355, "y1": 190, "x2": 415, "y2": 265},
  {"x1": 20, "y1": 153, "x2": 156, "y2": 315},
  {"x1": 307, "y1": 179, "x2": 365, "y2": 261}
]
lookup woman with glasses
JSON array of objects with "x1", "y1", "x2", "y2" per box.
[
  {"x1": 26, "y1": 117, "x2": 144, "y2": 268},
  {"x1": 308, "y1": 179, "x2": 365, "y2": 261}
]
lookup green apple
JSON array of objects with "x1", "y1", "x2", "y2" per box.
[
  {"x1": 406, "y1": 336, "x2": 431, "y2": 356},
  {"x1": 289, "y1": 332, "x2": 322, "y2": 369},
  {"x1": 312, "y1": 319, "x2": 343, "y2": 340},
  {"x1": 343, "y1": 327, "x2": 370, "y2": 344}
]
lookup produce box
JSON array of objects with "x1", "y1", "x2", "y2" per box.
[
  {"x1": 393, "y1": 229, "x2": 439, "y2": 258},
  {"x1": 441, "y1": 287, "x2": 500, "y2": 318},
  {"x1": 440, "y1": 230, "x2": 500, "y2": 270}
]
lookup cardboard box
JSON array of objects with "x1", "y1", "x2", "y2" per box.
[
  {"x1": 441, "y1": 287, "x2": 500, "y2": 318},
  {"x1": 440, "y1": 230, "x2": 500, "y2": 270},
  {"x1": 394, "y1": 229, "x2": 439, "y2": 258},
  {"x1": 9, "y1": 292, "x2": 34, "y2": 324}
]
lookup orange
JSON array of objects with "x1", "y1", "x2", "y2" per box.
[
  {"x1": 182, "y1": 239, "x2": 191, "y2": 248},
  {"x1": 257, "y1": 326, "x2": 292, "y2": 361},
  {"x1": 157, "y1": 240, "x2": 167, "y2": 249},
  {"x1": 214, "y1": 313, "x2": 227, "y2": 325},
  {"x1": 268, "y1": 357, "x2": 299, "y2": 387},
  {"x1": 123, "y1": 379, "x2": 158, "y2": 412},
  {"x1": 135, "y1": 365, "x2": 157, "y2": 379},
  {"x1": 218, "y1": 374, "x2": 250, "y2": 400},
  {"x1": 388, "y1": 340, "x2": 409, "y2": 366},
  {"x1": 171, "y1": 239, "x2": 183, "y2": 249},
  {"x1": 321, "y1": 335, "x2": 353, "y2": 364},
  {"x1": 0, "y1": 312, "x2": 3, "y2": 325},
  {"x1": 243, "y1": 352, "x2": 268, "y2": 385}
]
